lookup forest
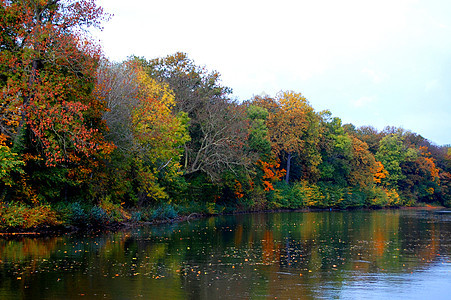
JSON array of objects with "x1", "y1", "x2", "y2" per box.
[{"x1": 1, "y1": 0, "x2": 450, "y2": 230}]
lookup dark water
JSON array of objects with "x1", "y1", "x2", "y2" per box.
[{"x1": 1, "y1": 209, "x2": 451, "y2": 299}]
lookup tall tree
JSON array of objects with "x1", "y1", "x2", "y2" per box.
[
  {"x1": 137, "y1": 53, "x2": 252, "y2": 182},
  {"x1": 375, "y1": 134, "x2": 406, "y2": 188},
  {"x1": 95, "y1": 60, "x2": 190, "y2": 203},
  {"x1": 246, "y1": 104, "x2": 271, "y2": 158},
  {"x1": 254, "y1": 91, "x2": 321, "y2": 183},
  {"x1": 398, "y1": 146, "x2": 440, "y2": 202},
  {"x1": 353, "y1": 126, "x2": 385, "y2": 155},
  {"x1": 347, "y1": 136, "x2": 379, "y2": 188},
  {"x1": 317, "y1": 111, "x2": 352, "y2": 186},
  {"x1": 0, "y1": 0, "x2": 112, "y2": 202}
]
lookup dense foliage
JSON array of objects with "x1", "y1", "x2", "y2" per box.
[{"x1": 1, "y1": 1, "x2": 450, "y2": 230}]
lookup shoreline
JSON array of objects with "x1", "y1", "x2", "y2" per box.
[{"x1": 0, "y1": 205, "x2": 447, "y2": 238}]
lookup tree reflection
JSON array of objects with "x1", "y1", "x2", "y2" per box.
[{"x1": 0, "y1": 210, "x2": 450, "y2": 299}]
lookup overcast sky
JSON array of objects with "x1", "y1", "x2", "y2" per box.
[{"x1": 94, "y1": 0, "x2": 450, "y2": 145}]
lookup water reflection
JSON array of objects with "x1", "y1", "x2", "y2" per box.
[{"x1": 0, "y1": 210, "x2": 450, "y2": 299}]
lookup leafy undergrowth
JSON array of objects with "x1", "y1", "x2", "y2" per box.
[
  {"x1": 0, "y1": 199, "x2": 128, "y2": 233},
  {"x1": 1, "y1": 194, "x2": 446, "y2": 235},
  {"x1": 0, "y1": 200, "x2": 198, "y2": 234},
  {"x1": 0, "y1": 202, "x2": 61, "y2": 230}
]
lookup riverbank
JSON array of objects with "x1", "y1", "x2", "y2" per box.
[
  {"x1": 0, "y1": 214, "x2": 197, "y2": 237},
  {"x1": 1, "y1": 204, "x2": 447, "y2": 238}
]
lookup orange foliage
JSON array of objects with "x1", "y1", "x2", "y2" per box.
[
  {"x1": 234, "y1": 180, "x2": 244, "y2": 199},
  {"x1": 257, "y1": 159, "x2": 285, "y2": 191},
  {"x1": 348, "y1": 136, "x2": 379, "y2": 187},
  {"x1": 419, "y1": 146, "x2": 440, "y2": 182},
  {"x1": 0, "y1": 1, "x2": 111, "y2": 165},
  {"x1": 374, "y1": 161, "x2": 388, "y2": 184}
]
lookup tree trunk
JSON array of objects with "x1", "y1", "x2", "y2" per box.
[{"x1": 285, "y1": 152, "x2": 292, "y2": 184}]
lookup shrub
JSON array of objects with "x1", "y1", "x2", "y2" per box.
[
  {"x1": 318, "y1": 184, "x2": 347, "y2": 208},
  {"x1": 69, "y1": 202, "x2": 89, "y2": 225},
  {"x1": 151, "y1": 204, "x2": 178, "y2": 220},
  {"x1": 366, "y1": 187, "x2": 403, "y2": 208},
  {"x1": 0, "y1": 202, "x2": 26, "y2": 228},
  {"x1": 99, "y1": 197, "x2": 130, "y2": 222},
  {"x1": 131, "y1": 211, "x2": 142, "y2": 222},
  {"x1": 26, "y1": 204, "x2": 61, "y2": 227},
  {"x1": 0, "y1": 202, "x2": 60, "y2": 229},
  {"x1": 205, "y1": 202, "x2": 226, "y2": 215},
  {"x1": 243, "y1": 188, "x2": 267, "y2": 211},
  {"x1": 287, "y1": 181, "x2": 324, "y2": 208},
  {"x1": 341, "y1": 188, "x2": 367, "y2": 208},
  {"x1": 90, "y1": 206, "x2": 109, "y2": 225}
]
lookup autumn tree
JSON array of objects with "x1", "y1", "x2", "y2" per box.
[
  {"x1": 136, "y1": 53, "x2": 253, "y2": 183},
  {"x1": 439, "y1": 148, "x2": 451, "y2": 206},
  {"x1": 95, "y1": 60, "x2": 190, "y2": 203},
  {"x1": 0, "y1": 0, "x2": 113, "y2": 202},
  {"x1": 347, "y1": 136, "x2": 379, "y2": 188},
  {"x1": 254, "y1": 91, "x2": 321, "y2": 183},
  {"x1": 245, "y1": 104, "x2": 284, "y2": 194},
  {"x1": 396, "y1": 145, "x2": 440, "y2": 202},
  {"x1": 352, "y1": 126, "x2": 385, "y2": 155},
  {"x1": 318, "y1": 113, "x2": 384, "y2": 189}
]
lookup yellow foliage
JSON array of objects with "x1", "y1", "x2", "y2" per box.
[
  {"x1": 385, "y1": 188, "x2": 402, "y2": 206},
  {"x1": 99, "y1": 197, "x2": 131, "y2": 221}
]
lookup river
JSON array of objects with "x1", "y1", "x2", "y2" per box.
[{"x1": 1, "y1": 209, "x2": 450, "y2": 299}]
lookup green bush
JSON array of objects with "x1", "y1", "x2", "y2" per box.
[
  {"x1": 266, "y1": 181, "x2": 301, "y2": 209},
  {"x1": 131, "y1": 211, "x2": 142, "y2": 222},
  {"x1": 318, "y1": 184, "x2": 347, "y2": 208},
  {"x1": 364, "y1": 187, "x2": 403, "y2": 208},
  {"x1": 341, "y1": 188, "x2": 367, "y2": 208},
  {"x1": 151, "y1": 204, "x2": 178, "y2": 220},
  {"x1": 69, "y1": 202, "x2": 89, "y2": 225},
  {"x1": 90, "y1": 206, "x2": 109, "y2": 225}
]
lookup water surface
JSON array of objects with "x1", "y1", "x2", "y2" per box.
[{"x1": 1, "y1": 209, "x2": 450, "y2": 299}]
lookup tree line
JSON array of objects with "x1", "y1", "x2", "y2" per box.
[{"x1": 1, "y1": 1, "x2": 450, "y2": 228}]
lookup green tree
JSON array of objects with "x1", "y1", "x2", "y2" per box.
[
  {"x1": 375, "y1": 134, "x2": 406, "y2": 188},
  {"x1": 317, "y1": 111, "x2": 352, "y2": 186},
  {"x1": 247, "y1": 105, "x2": 271, "y2": 158},
  {"x1": 0, "y1": 137, "x2": 24, "y2": 189}
]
